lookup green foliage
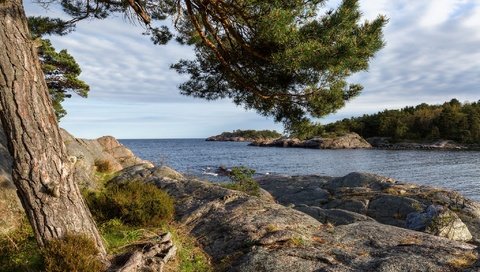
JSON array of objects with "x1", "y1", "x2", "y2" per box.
[
  {"x1": 161, "y1": 224, "x2": 212, "y2": 272},
  {"x1": 324, "y1": 99, "x2": 480, "y2": 144},
  {"x1": 0, "y1": 219, "x2": 43, "y2": 272},
  {"x1": 43, "y1": 234, "x2": 106, "y2": 272},
  {"x1": 27, "y1": 16, "x2": 89, "y2": 120},
  {"x1": 85, "y1": 180, "x2": 175, "y2": 226},
  {"x1": 172, "y1": 0, "x2": 387, "y2": 128},
  {"x1": 50, "y1": 0, "x2": 386, "y2": 129},
  {"x1": 28, "y1": 16, "x2": 75, "y2": 39},
  {"x1": 37, "y1": 39, "x2": 89, "y2": 120},
  {"x1": 222, "y1": 166, "x2": 260, "y2": 197},
  {"x1": 286, "y1": 120, "x2": 324, "y2": 140},
  {"x1": 217, "y1": 129, "x2": 282, "y2": 139},
  {"x1": 99, "y1": 219, "x2": 143, "y2": 254}
]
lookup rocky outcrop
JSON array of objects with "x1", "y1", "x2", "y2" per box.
[
  {"x1": 206, "y1": 130, "x2": 282, "y2": 142},
  {"x1": 60, "y1": 129, "x2": 152, "y2": 189},
  {"x1": 110, "y1": 164, "x2": 479, "y2": 271},
  {"x1": 0, "y1": 127, "x2": 152, "y2": 233},
  {"x1": 367, "y1": 137, "x2": 470, "y2": 150},
  {"x1": 250, "y1": 133, "x2": 372, "y2": 149},
  {"x1": 257, "y1": 172, "x2": 480, "y2": 244},
  {"x1": 206, "y1": 135, "x2": 252, "y2": 142}
]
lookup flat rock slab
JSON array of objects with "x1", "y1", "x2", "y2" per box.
[
  {"x1": 258, "y1": 172, "x2": 480, "y2": 243},
  {"x1": 113, "y1": 165, "x2": 479, "y2": 271}
]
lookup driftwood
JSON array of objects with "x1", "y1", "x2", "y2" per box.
[{"x1": 110, "y1": 232, "x2": 176, "y2": 272}]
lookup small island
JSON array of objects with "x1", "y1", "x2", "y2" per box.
[{"x1": 206, "y1": 129, "x2": 282, "y2": 142}]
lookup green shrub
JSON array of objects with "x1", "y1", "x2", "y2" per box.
[
  {"x1": 43, "y1": 234, "x2": 106, "y2": 272},
  {"x1": 85, "y1": 180, "x2": 175, "y2": 226},
  {"x1": 0, "y1": 219, "x2": 43, "y2": 272},
  {"x1": 222, "y1": 166, "x2": 260, "y2": 197}
]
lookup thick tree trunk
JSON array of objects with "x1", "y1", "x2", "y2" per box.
[{"x1": 0, "y1": 0, "x2": 106, "y2": 255}]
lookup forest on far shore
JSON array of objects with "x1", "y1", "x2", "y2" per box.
[{"x1": 324, "y1": 99, "x2": 480, "y2": 144}]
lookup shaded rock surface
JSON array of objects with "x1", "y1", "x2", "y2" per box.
[
  {"x1": 111, "y1": 164, "x2": 479, "y2": 271},
  {"x1": 257, "y1": 172, "x2": 480, "y2": 243},
  {"x1": 250, "y1": 133, "x2": 372, "y2": 149}
]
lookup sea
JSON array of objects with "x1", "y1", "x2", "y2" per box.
[{"x1": 120, "y1": 139, "x2": 480, "y2": 201}]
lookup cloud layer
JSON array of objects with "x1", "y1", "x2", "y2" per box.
[{"x1": 25, "y1": 1, "x2": 480, "y2": 138}]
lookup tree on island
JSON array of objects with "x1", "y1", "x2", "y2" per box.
[{"x1": 0, "y1": 0, "x2": 387, "y2": 262}]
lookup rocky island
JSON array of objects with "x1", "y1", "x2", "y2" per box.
[
  {"x1": 250, "y1": 132, "x2": 372, "y2": 149},
  {"x1": 2, "y1": 129, "x2": 480, "y2": 271},
  {"x1": 206, "y1": 129, "x2": 281, "y2": 142}
]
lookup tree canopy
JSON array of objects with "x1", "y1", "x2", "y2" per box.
[
  {"x1": 33, "y1": 0, "x2": 387, "y2": 129},
  {"x1": 325, "y1": 99, "x2": 480, "y2": 144}
]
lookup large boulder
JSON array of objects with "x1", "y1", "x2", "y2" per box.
[{"x1": 407, "y1": 205, "x2": 472, "y2": 242}]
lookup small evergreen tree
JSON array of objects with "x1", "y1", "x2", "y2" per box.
[{"x1": 28, "y1": 16, "x2": 89, "y2": 120}]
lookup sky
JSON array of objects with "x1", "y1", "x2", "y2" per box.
[{"x1": 24, "y1": 0, "x2": 480, "y2": 139}]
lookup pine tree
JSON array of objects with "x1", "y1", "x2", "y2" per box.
[
  {"x1": 29, "y1": 16, "x2": 89, "y2": 120},
  {"x1": 0, "y1": 0, "x2": 387, "y2": 260}
]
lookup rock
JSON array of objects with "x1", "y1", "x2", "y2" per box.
[
  {"x1": 153, "y1": 166, "x2": 183, "y2": 180},
  {"x1": 110, "y1": 164, "x2": 479, "y2": 271},
  {"x1": 0, "y1": 128, "x2": 23, "y2": 234},
  {"x1": 60, "y1": 130, "x2": 152, "y2": 189},
  {"x1": 296, "y1": 206, "x2": 375, "y2": 225},
  {"x1": 250, "y1": 133, "x2": 371, "y2": 149},
  {"x1": 256, "y1": 175, "x2": 331, "y2": 206},
  {"x1": 206, "y1": 130, "x2": 281, "y2": 142},
  {"x1": 367, "y1": 195, "x2": 425, "y2": 227},
  {"x1": 317, "y1": 133, "x2": 372, "y2": 149},
  {"x1": 322, "y1": 199, "x2": 369, "y2": 214},
  {"x1": 257, "y1": 172, "x2": 480, "y2": 244},
  {"x1": 407, "y1": 205, "x2": 473, "y2": 242},
  {"x1": 324, "y1": 172, "x2": 395, "y2": 192}
]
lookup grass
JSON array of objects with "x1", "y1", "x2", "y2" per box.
[
  {"x1": 0, "y1": 218, "x2": 43, "y2": 272},
  {"x1": 161, "y1": 223, "x2": 212, "y2": 272},
  {"x1": 448, "y1": 251, "x2": 478, "y2": 269}
]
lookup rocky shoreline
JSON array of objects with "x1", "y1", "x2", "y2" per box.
[
  {"x1": 249, "y1": 132, "x2": 372, "y2": 149},
  {"x1": 2, "y1": 130, "x2": 480, "y2": 271},
  {"x1": 113, "y1": 164, "x2": 480, "y2": 271}
]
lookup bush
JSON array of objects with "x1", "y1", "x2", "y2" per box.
[
  {"x1": 222, "y1": 166, "x2": 260, "y2": 197},
  {"x1": 43, "y1": 234, "x2": 106, "y2": 272},
  {"x1": 94, "y1": 159, "x2": 115, "y2": 173},
  {"x1": 85, "y1": 180, "x2": 175, "y2": 226}
]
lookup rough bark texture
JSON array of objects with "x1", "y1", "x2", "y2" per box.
[{"x1": 0, "y1": 0, "x2": 106, "y2": 254}]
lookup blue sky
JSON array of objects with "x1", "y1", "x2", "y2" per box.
[{"x1": 25, "y1": 0, "x2": 480, "y2": 139}]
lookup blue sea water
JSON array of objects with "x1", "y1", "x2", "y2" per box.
[{"x1": 120, "y1": 139, "x2": 480, "y2": 200}]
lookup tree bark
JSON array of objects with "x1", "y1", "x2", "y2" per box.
[{"x1": 0, "y1": 0, "x2": 106, "y2": 255}]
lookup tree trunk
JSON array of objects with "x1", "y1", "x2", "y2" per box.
[{"x1": 0, "y1": 0, "x2": 106, "y2": 256}]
